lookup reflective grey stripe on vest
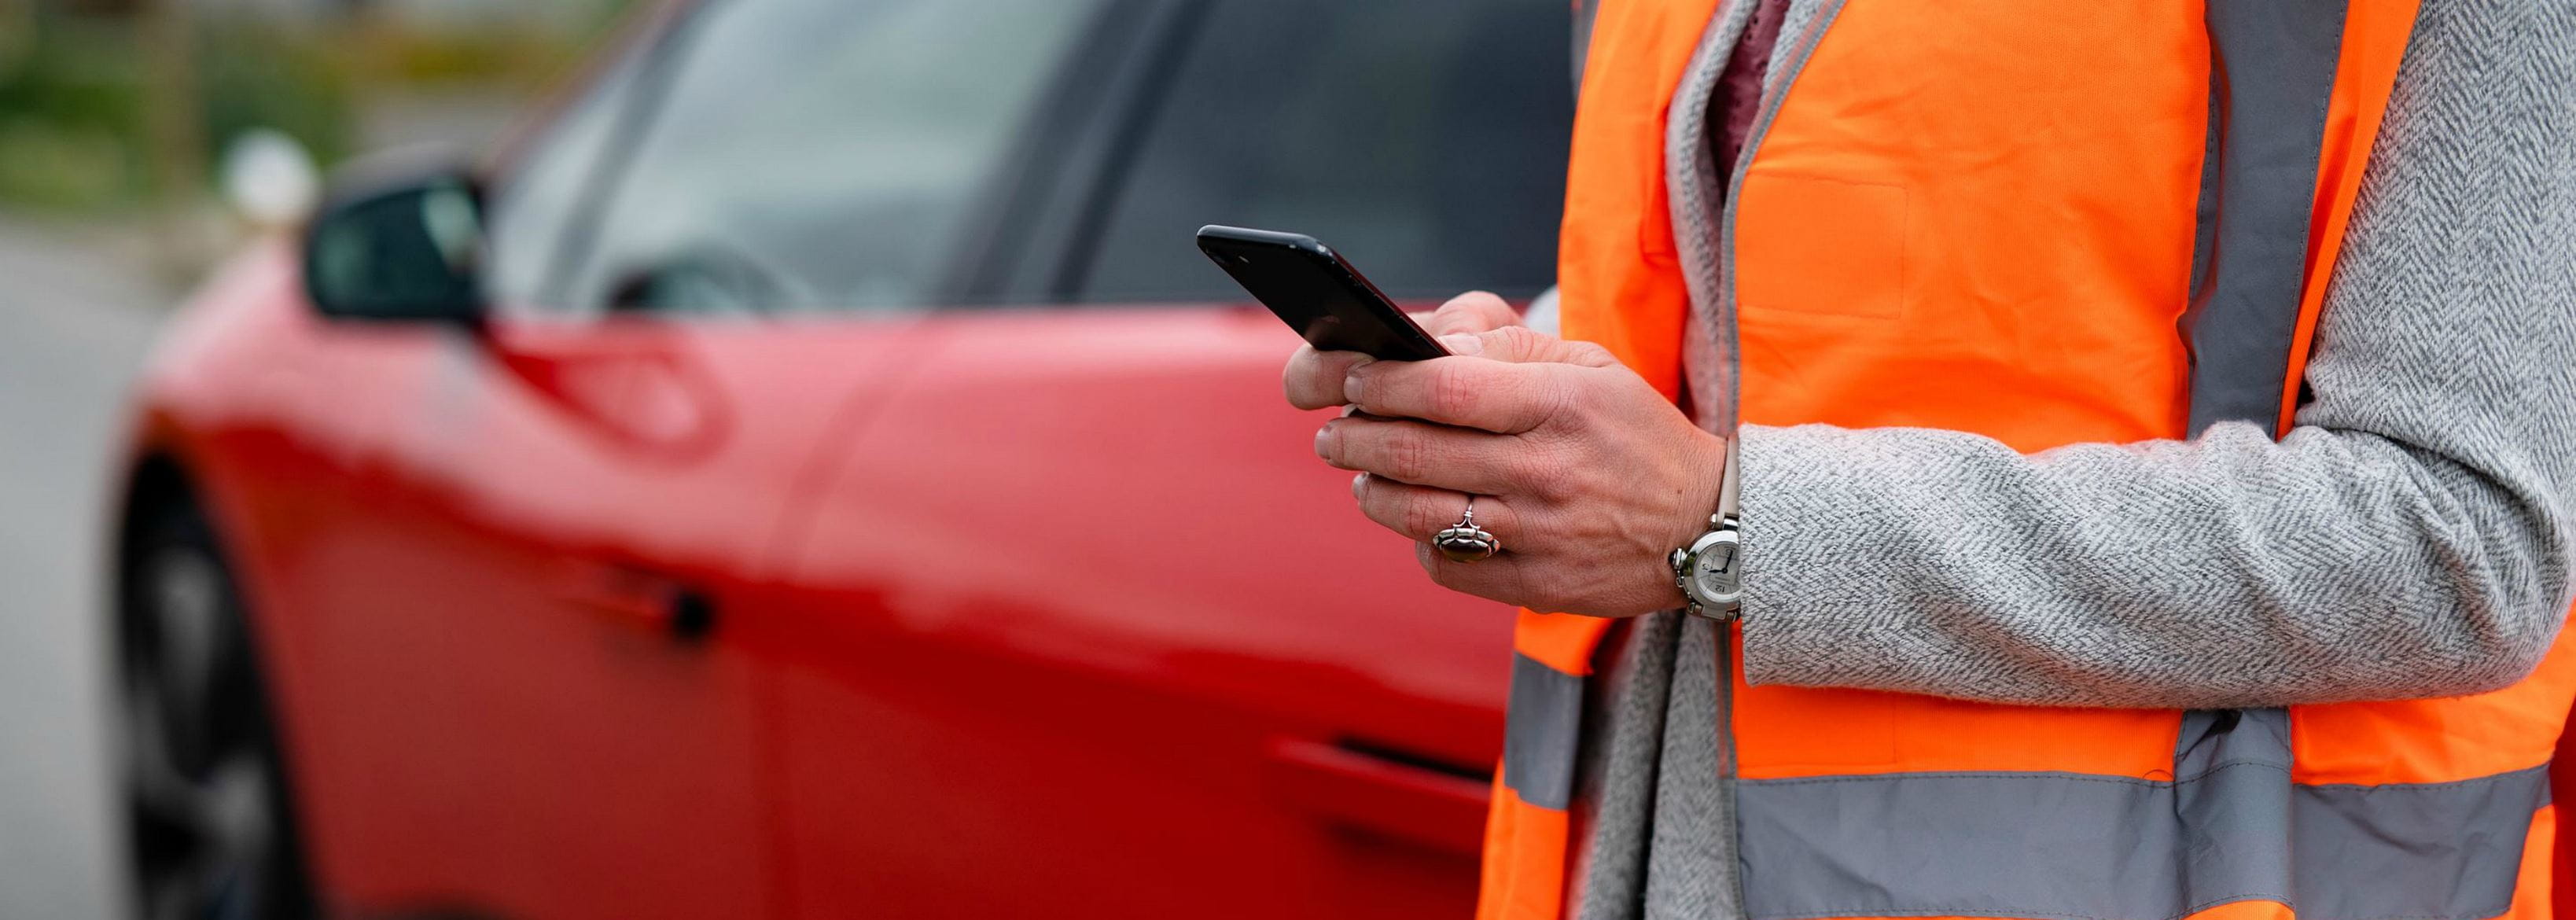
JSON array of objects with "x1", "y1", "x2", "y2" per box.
[
  {"x1": 1502, "y1": 652, "x2": 1584, "y2": 810},
  {"x1": 1737, "y1": 763, "x2": 2548, "y2": 920},
  {"x1": 2180, "y1": 0, "x2": 2350, "y2": 436},
  {"x1": 1729, "y1": 702, "x2": 2547, "y2": 918}
]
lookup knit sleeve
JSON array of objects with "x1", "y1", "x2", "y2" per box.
[{"x1": 1734, "y1": 0, "x2": 2576, "y2": 708}]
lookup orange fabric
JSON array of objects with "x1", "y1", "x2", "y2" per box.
[
  {"x1": 2503, "y1": 803, "x2": 2562, "y2": 920},
  {"x1": 1474, "y1": 782, "x2": 1570, "y2": 920},
  {"x1": 1554, "y1": 0, "x2": 1724, "y2": 401},
  {"x1": 2294, "y1": 620, "x2": 2576, "y2": 786},
  {"x1": 1728, "y1": 631, "x2": 2184, "y2": 781},
  {"x1": 1727, "y1": 0, "x2": 2212, "y2": 787},
  {"x1": 2185, "y1": 901, "x2": 2299, "y2": 920},
  {"x1": 2556, "y1": 730, "x2": 2576, "y2": 919},
  {"x1": 1510, "y1": 609, "x2": 1612, "y2": 676},
  {"x1": 1732, "y1": 2, "x2": 2204, "y2": 447},
  {"x1": 2281, "y1": 0, "x2": 2421, "y2": 436},
  {"x1": 1481, "y1": 0, "x2": 2572, "y2": 917}
]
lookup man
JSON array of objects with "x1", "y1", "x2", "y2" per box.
[{"x1": 1283, "y1": 2, "x2": 2576, "y2": 918}]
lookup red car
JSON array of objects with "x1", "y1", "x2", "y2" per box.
[{"x1": 109, "y1": 1, "x2": 1570, "y2": 918}]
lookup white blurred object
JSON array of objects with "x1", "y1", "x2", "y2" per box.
[
  {"x1": 1524, "y1": 285, "x2": 1562, "y2": 335},
  {"x1": 219, "y1": 129, "x2": 321, "y2": 230}
]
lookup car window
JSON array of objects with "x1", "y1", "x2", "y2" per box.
[
  {"x1": 1075, "y1": 0, "x2": 1573, "y2": 304},
  {"x1": 483, "y1": 40, "x2": 646, "y2": 311},
  {"x1": 556, "y1": 0, "x2": 1102, "y2": 318}
]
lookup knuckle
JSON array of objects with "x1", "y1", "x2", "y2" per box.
[
  {"x1": 1515, "y1": 567, "x2": 1566, "y2": 613},
  {"x1": 1508, "y1": 442, "x2": 1568, "y2": 494},
  {"x1": 1494, "y1": 325, "x2": 1545, "y2": 352},
  {"x1": 1432, "y1": 562, "x2": 1472, "y2": 593},
  {"x1": 1428, "y1": 300, "x2": 1478, "y2": 335},
  {"x1": 1558, "y1": 368, "x2": 1610, "y2": 416},
  {"x1": 1516, "y1": 372, "x2": 1581, "y2": 434},
  {"x1": 1385, "y1": 428, "x2": 1435, "y2": 483},
  {"x1": 1404, "y1": 494, "x2": 1446, "y2": 539},
  {"x1": 1428, "y1": 362, "x2": 1481, "y2": 420}
]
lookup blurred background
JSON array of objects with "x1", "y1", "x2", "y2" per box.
[
  {"x1": 0, "y1": 0, "x2": 1570, "y2": 915},
  {"x1": 2, "y1": 2, "x2": 627, "y2": 916}
]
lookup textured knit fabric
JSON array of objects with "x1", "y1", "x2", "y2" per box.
[
  {"x1": 1570, "y1": 2, "x2": 2576, "y2": 916},
  {"x1": 1735, "y1": 0, "x2": 2576, "y2": 708},
  {"x1": 1713, "y1": 0, "x2": 1790, "y2": 175}
]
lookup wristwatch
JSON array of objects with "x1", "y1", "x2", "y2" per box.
[
  {"x1": 1669, "y1": 439, "x2": 1742, "y2": 620},
  {"x1": 1670, "y1": 513, "x2": 1742, "y2": 620}
]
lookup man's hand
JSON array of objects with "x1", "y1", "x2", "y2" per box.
[{"x1": 1282, "y1": 292, "x2": 1724, "y2": 617}]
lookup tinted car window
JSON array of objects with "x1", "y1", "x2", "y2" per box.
[
  {"x1": 1076, "y1": 0, "x2": 1573, "y2": 304},
  {"x1": 562, "y1": 0, "x2": 1101, "y2": 316},
  {"x1": 484, "y1": 42, "x2": 643, "y2": 311}
]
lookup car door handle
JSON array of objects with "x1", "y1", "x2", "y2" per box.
[
  {"x1": 552, "y1": 560, "x2": 717, "y2": 642},
  {"x1": 1262, "y1": 737, "x2": 1492, "y2": 856}
]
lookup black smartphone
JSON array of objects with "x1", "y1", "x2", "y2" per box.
[{"x1": 1195, "y1": 225, "x2": 1449, "y2": 362}]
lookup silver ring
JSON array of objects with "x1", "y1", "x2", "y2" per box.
[{"x1": 1432, "y1": 495, "x2": 1501, "y2": 562}]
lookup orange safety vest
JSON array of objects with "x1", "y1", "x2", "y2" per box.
[{"x1": 1481, "y1": 2, "x2": 2576, "y2": 919}]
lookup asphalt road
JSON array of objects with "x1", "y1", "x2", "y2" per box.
[{"x1": 0, "y1": 216, "x2": 175, "y2": 920}]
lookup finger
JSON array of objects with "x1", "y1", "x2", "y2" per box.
[
  {"x1": 1343, "y1": 355, "x2": 1570, "y2": 434},
  {"x1": 1414, "y1": 542, "x2": 1547, "y2": 609},
  {"x1": 1316, "y1": 416, "x2": 1535, "y2": 495},
  {"x1": 1417, "y1": 291, "x2": 1522, "y2": 337},
  {"x1": 1284, "y1": 346, "x2": 1377, "y2": 410},
  {"x1": 1442, "y1": 325, "x2": 1621, "y2": 368},
  {"x1": 1352, "y1": 473, "x2": 1533, "y2": 548}
]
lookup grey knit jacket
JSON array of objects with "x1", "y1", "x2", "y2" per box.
[{"x1": 1731, "y1": 0, "x2": 2576, "y2": 710}]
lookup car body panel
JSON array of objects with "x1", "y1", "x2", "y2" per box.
[
  {"x1": 127, "y1": 254, "x2": 933, "y2": 917},
  {"x1": 753, "y1": 304, "x2": 1511, "y2": 918}
]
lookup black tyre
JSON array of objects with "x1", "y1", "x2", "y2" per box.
[{"x1": 114, "y1": 497, "x2": 316, "y2": 920}]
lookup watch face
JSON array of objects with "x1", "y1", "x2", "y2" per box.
[{"x1": 1691, "y1": 539, "x2": 1739, "y2": 602}]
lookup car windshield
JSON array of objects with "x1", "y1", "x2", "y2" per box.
[{"x1": 1076, "y1": 0, "x2": 1573, "y2": 304}]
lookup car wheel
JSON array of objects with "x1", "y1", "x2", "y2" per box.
[{"x1": 115, "y1": 499, "x2": 315, "y2": 920}]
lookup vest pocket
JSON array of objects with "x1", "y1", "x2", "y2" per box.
[{"x1": 1735, "y1": 174, "x2": 1908, "y2": 320}]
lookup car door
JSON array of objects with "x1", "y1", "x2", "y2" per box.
[
  {"x1": 259, "y1": 17, "x2": 793, "y2": 919},
  {"x1": 762, "y1": 1, "x2": 1574, "y2": 916},
  {"x1": 267, "y1": 0, "x2": 1103, "y2": 915}
]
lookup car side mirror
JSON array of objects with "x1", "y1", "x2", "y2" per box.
[{"x1": 301, "y1": 160, "x2": 487, "y2": 323}]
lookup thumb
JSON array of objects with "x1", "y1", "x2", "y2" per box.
[{"x1": 1440, "y1": 325, "x2": 1622, "y2": 369}]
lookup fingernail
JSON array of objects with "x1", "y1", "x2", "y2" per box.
[
  {"x1": 1314, "y1": 423, "x2": 1337, "y2": 458},
  {"x1": 1342, "y1": 369, "x2": 1367, "y2": 405},
  {"x1": 1352, "y1": 473, "x2": 1369, "y2": 498},
  {"x1": 1439, "y1": 333, "x2": 1483, "y2": 356}
]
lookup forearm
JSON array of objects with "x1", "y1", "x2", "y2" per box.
[{"x1": 1737, "y1": 421, "x2": 2570, "y2": 708}]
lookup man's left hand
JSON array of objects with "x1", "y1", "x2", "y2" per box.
[{"x1": 1291, "y1": 294, "x2": 1727, "y2": 617}]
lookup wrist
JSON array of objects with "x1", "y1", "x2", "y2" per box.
[{"x1": 1669, "y1": 439, "x2": 1742, "y2": 619}]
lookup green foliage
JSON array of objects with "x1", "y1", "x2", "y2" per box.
[
  {"x1": 0, "y1": 4, "x2": 634, "y2": 214},
  {"x1": 197, "y1": 20, "x2": 355, "y2": 170},
  {"x1": 0, "y1": 17, "x2": 149, "y2": 210}
]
